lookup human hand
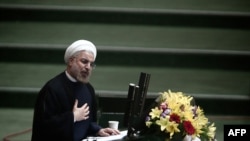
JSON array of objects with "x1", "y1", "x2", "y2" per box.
[
  {"x1": 73, "y1": 100, "x2": 89, "y2": 122},
  {"x1": 97, "y1": 128, "x2": 120, "y2": 137}
]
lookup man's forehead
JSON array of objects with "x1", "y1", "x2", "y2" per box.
[{"x1": 77, "y1": 51, "x2": 95, "y2": 61}]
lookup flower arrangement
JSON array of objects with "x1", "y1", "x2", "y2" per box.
[{"x1": 145, "y1": 90, "x2": 216, "y2": 141}]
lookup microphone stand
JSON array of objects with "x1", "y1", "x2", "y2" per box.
[{"x1": 123, "y1": 72, "x2": 151, "y2": 140}]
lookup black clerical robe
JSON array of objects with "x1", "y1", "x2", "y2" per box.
[{"x1": 31, "y1": 72, "x2": 101, "y2": 141}]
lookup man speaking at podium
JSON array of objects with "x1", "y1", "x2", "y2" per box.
[{"x1": 31, "y1": 40, "x2": 119, "y2": 141}]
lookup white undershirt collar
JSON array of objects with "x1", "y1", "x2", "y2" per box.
[{"x1": 65, "y1": 70, "x2": 77, "y2": 82}]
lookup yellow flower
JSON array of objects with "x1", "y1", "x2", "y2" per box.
[
  {"x1": 161, "y1": 90, "x2": 193, "y2": 114},
  {"x1": 156, "y1": 117, "x2": 170, "y2": 131},
  {"x1": 196, "y1": 106, "x2": 205, "y2": 117},
  {"x1": 181, "y1": 106, "x2": 194, "y2": 121},
  {"x1": 165, "y1": 121, "x2": 180, "y2": 139},
  {"x1": 149, "y1": 107, "x2": 162, "y2": 119},
  {"x1": 192, "y1": 116, "x2": 208, "y2": 136},
  {"x1": 191, "y1": 107, "x2": 209, "y2": 136},
  {"x1": 146, "y1": 121, "x2": 153, "y2": 127},
  {"x1": 207, "y1": 123, "x2": 216, "y2": 139},
  {"x1": 156, "y1": 117, "x2": 180, "y2": 139}
]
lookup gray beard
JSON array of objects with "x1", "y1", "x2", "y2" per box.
[{"x1": 76, "y1": 74, "x2": 89, "y2": 84}]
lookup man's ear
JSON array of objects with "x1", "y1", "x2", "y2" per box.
[{"x1": 68, "y1": 57, "x2": 75, "y2": 66}]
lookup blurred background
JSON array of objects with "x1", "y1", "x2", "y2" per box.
[{"x1": 0, "y1": 0, "x2": 250, "y2": 140}]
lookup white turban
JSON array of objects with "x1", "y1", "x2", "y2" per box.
[{"x1": 64, "y1": 40, "x2": 97, "y2": 63}]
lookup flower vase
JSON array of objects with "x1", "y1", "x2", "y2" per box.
[{"x1": 182, "y1": 135, "x2": 201, "y2": 141}]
